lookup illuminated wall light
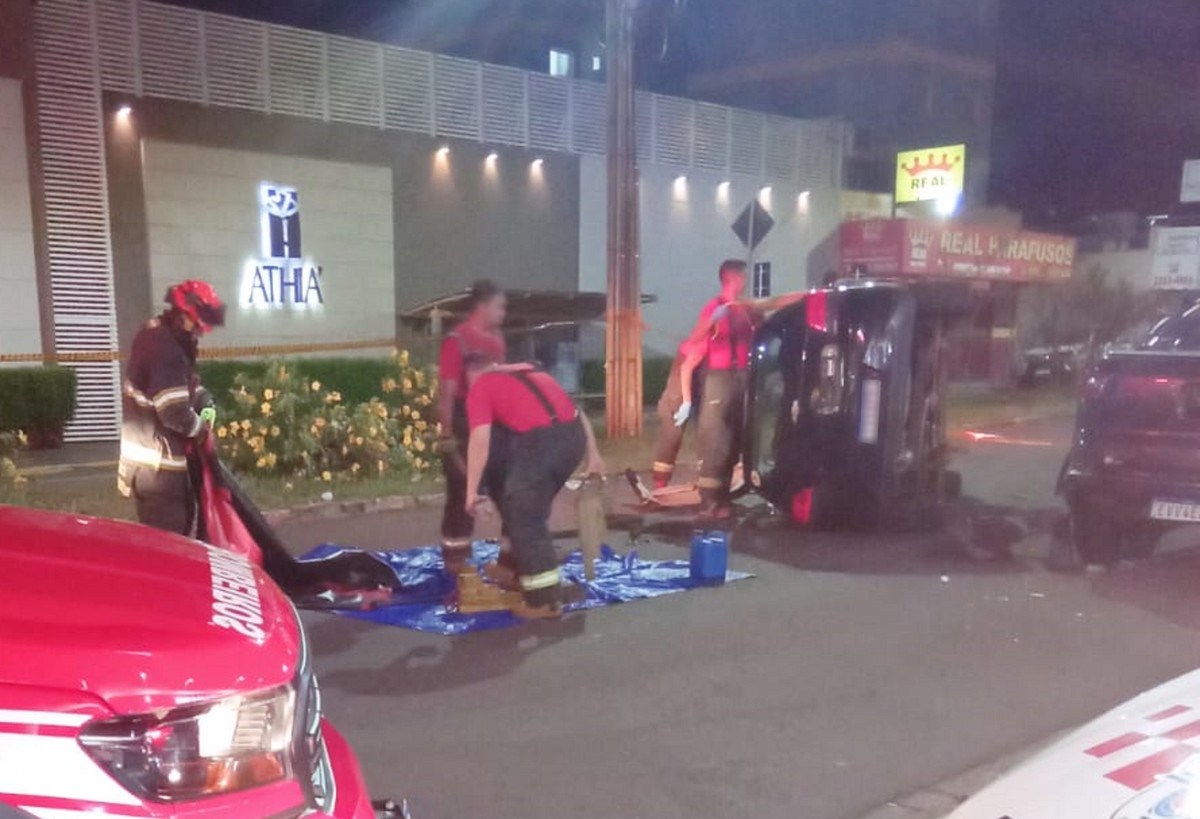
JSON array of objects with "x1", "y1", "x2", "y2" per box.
[
  {"x1": 798, "y1": 190, "x2": 811, "y2": 216},
  {"x1": 672, "y1": 174, "x2": 688, "y2": 202},
  {"x1": 532, "y1": 157, "x2": 545, "y2": 168},
  {"x1": 758, "y1": 185, "x2": 773, "y2": 208},
  {"x1": 485, "y1": 151, "x2": 499, "y2": 164},
  {"x1": 435, "y1": 145, "x2": 451, "y2": 159},
  {"x1": 115, "y1": 104, "x2": 132, "y2": 118},
  {"x1": 716, "y1": 180, "x2": 731, "y2": 204}
]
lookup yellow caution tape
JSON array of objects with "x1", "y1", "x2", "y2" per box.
[{"x1": 0, "y1": 338, "x2": 397, "y2": 365}]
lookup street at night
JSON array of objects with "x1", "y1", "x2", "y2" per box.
[{"x1": 282, "y1": 417, "x2": 1200, "y2": 819}]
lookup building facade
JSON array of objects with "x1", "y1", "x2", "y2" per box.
[{"x1": 0, "y1": 0, "x2": 848, "y2": 440}]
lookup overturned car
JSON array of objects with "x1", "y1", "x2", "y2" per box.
[{"x1": 745, "y1": 279, "x2": 970, "y2": 530}]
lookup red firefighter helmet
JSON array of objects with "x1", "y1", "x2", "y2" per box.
[{"x1": 166, "y1": 280, "x2": 226, "y2": 334}]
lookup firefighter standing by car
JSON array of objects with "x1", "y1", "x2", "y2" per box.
[
  {"x1": 437, "y1": 280, "x2": 507, "y2": 571},
  {"x1": 463, "y1": 357, "x2": 605, "y2": 616},
  {"x1": 118, "y1": 280, "x2": 225, "y2": 535},
  {"x1": 649, "y1": 336, "x2": 708, "y2": 491}
]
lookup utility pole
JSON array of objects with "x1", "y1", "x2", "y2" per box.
[{"x1": 604, "y1": 0, "x2": 643, "y2": 438}]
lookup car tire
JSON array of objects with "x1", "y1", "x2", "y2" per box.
[{"x1": 1069, "y1": 503, "x2": 1121, "y2": 566}]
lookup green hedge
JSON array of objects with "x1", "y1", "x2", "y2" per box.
[
  {"x1": 581, "y1": 356, "x2": 674, "y2": 405},
  {"x1": 198, "y1": 358, "x2": 411, "y2": 414},
  {"x1": 0, "y1": 366, "x2": 77, "y2": 440}
]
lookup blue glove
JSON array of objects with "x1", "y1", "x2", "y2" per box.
[{"x1": 673, "y1": 401, "x2": 692, "y2": 427}]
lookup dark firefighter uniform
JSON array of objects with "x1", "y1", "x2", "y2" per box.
[
  {"x1": 438, "y1": 322, "x2": 506, "y2": 566},
  {"x1": 695, "y1": 297, "x2": 756, "y2": 513},
  {"x1": 467, "y1": 367, "x2": 585, "y2": 608},
  {"x1": 118, "y1": 315, "x2": 206, "y2": 535},
  {"x1": 651, "y1": 338, "x2": 705, "y2": 489}
]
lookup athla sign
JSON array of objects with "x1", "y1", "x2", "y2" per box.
[{"x1": 242, "y1": 183, "x2": 324, "y2": 308}]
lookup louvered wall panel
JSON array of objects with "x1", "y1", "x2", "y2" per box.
[
  {"x1": 692, "y1": 103, "x2": 729, "y2": 172},
  {"x1": 34, "y1": 0, "x2": 121, "y2": 441},
  {"x1": 570, "y1": 80, "x2": 605, "y2": 155},
  {"x1": 268, "y1": 25, "x2": 326, "y2": 119},
  {"x1": 433, "y1": 55, "x2": 480, "y2": 139},
  {"x1": 204, "y1": 13, "x2": 267, "y2": 111},
  {"x1": 730, "y1": 109, "x2": 764, "y2": 177},
  {"x1": 139, "y1": 1, "x2": 204, "y2": 102},
  {"x1": 764, "y1": 116, "x2": 796, "y2": 180},
  {"x1": 653, "y1": 95, "x2": 692, "y2": 167},
  {"x1": 481, "y1": 64, "x2": 526, "y2": 146},
  {"x1": 797, "y1": 121, "x2": 836, "y2": 188},
  {"x1": 382, "y1": 46, "x2": 432, "y2": 133},
  {"x1": 328, "y1": 36, "x2": 382, "y2": 127},
  {"x1": 527, "y1": 74, "x2": 568, "y2": 152},
  {"x1": 95, "y1": 0, "x2": 134, "y2": 91}
]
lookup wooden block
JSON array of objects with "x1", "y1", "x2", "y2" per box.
[
  {"x1": 576, "y1": 479, "x2": 608, "y2": 581},
  {"x1": 456, "y1": 572, "x2": 522, "y2": 614}
]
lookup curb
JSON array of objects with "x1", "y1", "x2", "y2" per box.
[
  {"x1": 856, "y1": 732, "x2": 1064, "y2": 819},
  {"x1": 261, "y1": 491, "x2": 446, "y2": 527}
]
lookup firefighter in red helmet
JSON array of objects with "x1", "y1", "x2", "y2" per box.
[{"x1": 118, "y1": 280, "x2": 226, "y2": 535}]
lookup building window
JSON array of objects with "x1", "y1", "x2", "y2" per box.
[
  {"x1": 753, "y1": 262, "x2": 772, "y2": 298},
  {"x1": 549, "y1": 48, "x2": 574, "y2": 78}
]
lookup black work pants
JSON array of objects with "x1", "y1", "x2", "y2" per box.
[
  {"x1": 133, "y1": 468, "x2": 194, "y2": 537},
  {"x1": 501, "y1": 418, "x2": 585, "y2": 607},
  {"x1": 652, "y1": 354, "x2": 702, "y2": 486},
  {"x1": 696, "y1": 369, "x2": 747, "y2": 509}
]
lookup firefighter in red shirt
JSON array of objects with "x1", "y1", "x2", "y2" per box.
[
  {"x1": 437, "y1": 280, "x2": 507, "y2": 571},
  {"x1": 683, "y1": 259, "x2": 756, "y2": 519},
  {"x1": 118, "y1": 280, "x2": 225, "y2": 535},
  {"x1": 463, "y1": 358, "x2": 605, "y2": 616}
]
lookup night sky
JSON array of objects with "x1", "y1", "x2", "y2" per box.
[{"x1": 165, "y1": 0, "x2": 1200, "y2": 232}]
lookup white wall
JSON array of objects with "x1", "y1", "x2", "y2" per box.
[
  {"x1": 142, "y1": 141, "x2": 394, "y2": 349},
  {"x1": 0, "y1": 78, "x2": 41, "y2": 362},
  {"x1": 579, "y1": 155, "x2": 843, "y2": 355}
]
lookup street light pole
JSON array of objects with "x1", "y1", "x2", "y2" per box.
[{"x1": 604, "y1": 0, "x2": 643, "y2": 438}]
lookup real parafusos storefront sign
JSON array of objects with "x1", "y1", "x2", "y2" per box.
[{"x1": 840, "y1": 218, "x2": 1076, "y2": 283}]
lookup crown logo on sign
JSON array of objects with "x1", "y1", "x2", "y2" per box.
[{"x1": 901, "y1": 152, "x2": 961, "y2": 177}]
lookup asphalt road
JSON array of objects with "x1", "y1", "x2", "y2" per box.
[{"x1": 282, "y1": 416, "x2": 1200, "y2": 819}]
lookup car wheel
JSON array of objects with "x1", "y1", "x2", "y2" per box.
[{"x1": 1069, "y1": 503, "x2": 1121, "y2": 566}]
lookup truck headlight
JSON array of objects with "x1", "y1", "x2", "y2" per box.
[{"x1": 78, "y1": 684, "x2": 296, "y2": 802}]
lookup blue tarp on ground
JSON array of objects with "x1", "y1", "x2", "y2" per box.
[{"x1": 298, "y1": 542, "x2": 751, "y2": 635}]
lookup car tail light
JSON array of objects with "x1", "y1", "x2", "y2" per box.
[
  {"x1": 806, "y1": 291, "x2": 828, "y2": 332},
  {"x1": 78, "y1": 684, "x2": 296, "y2": 802}
]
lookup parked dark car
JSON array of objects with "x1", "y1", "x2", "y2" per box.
[
  {"x1": 745, "y1": 279, "x2": 969, "y2": 530},
  {"x1": 1059, "y1": 305, "x2": 1200, "y2": 564}
]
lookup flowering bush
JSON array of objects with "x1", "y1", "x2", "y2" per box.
[
  {"x1": 0, "y1": 431, "x2": 24, "y2": 489},
  {"x1": 213, "y1": 350, "x2": 438, "y2": 483}
]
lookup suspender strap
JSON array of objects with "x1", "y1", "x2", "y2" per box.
[{"x1": 509, "y1": 370, "x2": 563, "y2": 426}]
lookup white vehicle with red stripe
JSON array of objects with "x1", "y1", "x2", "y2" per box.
[
  {"x1": 0, "y1": 505, "x2": 378, "y2": 818},
  {"x1": 949, "y1": 669, "x2": 1200, "y2": 818}
]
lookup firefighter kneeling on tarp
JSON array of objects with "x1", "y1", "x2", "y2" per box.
[
  {"x1": 117, "y1": 280, "x2": 226, "y2": 535},
  {"x1": 462, "y1": 355, "x2": 605, "y2": 617}
]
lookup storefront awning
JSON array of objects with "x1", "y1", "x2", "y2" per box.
[
  {"x1": 400, "y1": 289, "x2": 657, "y2": 333},
  {"x1": 840, "y1": 219, "x2": 1077, "y2": 283}
]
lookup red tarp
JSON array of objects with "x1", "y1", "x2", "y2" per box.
[{"x1": 840, "y1": 219, "x2": 1076, "y2": 283}]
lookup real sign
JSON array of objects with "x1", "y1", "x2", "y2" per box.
[
  {"x1": 243, "y1": 183, "x2": 325, "y2": 308},
  {"x1": 895, "y1": 144, "x2": 966, "y2": 205}
]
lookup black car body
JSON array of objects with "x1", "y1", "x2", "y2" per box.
[
  {"x1": 745, "y1": 279, "x2": 969, "y2": 529},
  {"x1": 1059, "y1": 307, "x2": 1200, "y2": 562}
]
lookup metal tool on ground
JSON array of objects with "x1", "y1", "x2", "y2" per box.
[{"x1": 575, "y1": 473, "x2": 608, "y2": 580}]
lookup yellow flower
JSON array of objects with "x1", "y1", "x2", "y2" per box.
[
  {"x1": 284, "y1": 482, "x2": 294, "y2": 492},
  {"x1": 270, "y1": 426, "x2": 281, "y2": 437},
  {"x1": 314, "y1": 417, "x2": 326, "y2": 429},
  {"x1": 375, "y1": 405, "x2": 388, "y2": 419},
  {"x1": 415, "y1": 420, "x2": 428, "y2": 432},
  {"x1": 414, "y1": 439, "x2": 426, "y2": 453},
  {"x1": 258, "y1": 427, "x2": 268, "y2": 436},
  {"x1": 398, "y1": 350, "x2": 410, "y2": 366},
  {"x1": 241, "y1": 420, "x2": 252, "y2": 431},
  {"x1": 411, "y1": 410, "x2": 422, "y2": 421},
  {"x1": 310, "y1": 424, "x2": 320, "y2": 436},
  {"x1": 419, "y1": 395, "x2": 433, "y2": 407},
  {"x1": 321, "y1": 471, "x2": 332, "y2": 482},
  {"x1": 326, "y1": 391, "x2": 342, "y2": 404},
  {"x1": 414, "y1": 371, "x2": 425, "y2": 387},
  {"x1": 351, "y1": 462, "x2": 361, "y2": 473},
  {"x1": 355, "y1": 436, "x2": 365, "y2": 446},
  {"x1": 382, "y1": 378, "x2": 397, "y2": 393},
  {"x1": 403, "y1": 378, "x2": 413, "y2": 391},
  {"x1": 263, "y1": 389, "x2": 275, "y2": 401},
  {"x1": 376, "y1": 459, "x2": 385, "y2": 473},
  {"x1": 311, "y1": 381, "x2": 321, "y2": 392},
  {"x1": 261, "y1": 402, "x2": 272, "y2": 416},
  {"x1": 256, "y1": 456, "x2": 268, "y2": 469},
  {"x1": 401, "y1": 405, "x2": 411, "y2": 417},
  {"x1": 217, "y1": 426, "x2": 228, "y2": 439}
]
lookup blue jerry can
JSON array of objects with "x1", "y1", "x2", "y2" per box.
[{"x1": 690, "y1": 531, "x2": 728, "y2": 586}]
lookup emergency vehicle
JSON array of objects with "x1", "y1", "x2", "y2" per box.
[
  {"x1": 0, "y1": 504, "x2": 382, "y2": 818},
  {"x1": 949, "y1": 668, "x2": 1200, "y2": 819}
]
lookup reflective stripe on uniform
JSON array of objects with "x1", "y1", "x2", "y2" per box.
[
  {"x1": 122, "y1": 382, "x2": 153, "y2": 408},
  {"x1": 152, "y1": 387, "x2": 191, "y2": 410},
  {"x1": 120, "y1": 440, "x2": 187, "y2": 471},
  {"x1": 441, "y1": 538, "x2": 472, "y2": 548},
  {"x1": 519, "y1": 568, "x2": 561, "y2": 591},
  {"x1": 652, "y1": 461, "x2": 675, "y2": 473}
]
